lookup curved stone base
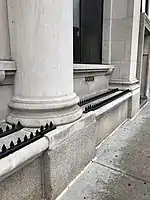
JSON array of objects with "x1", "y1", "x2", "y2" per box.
[{"x1": 7, "y1": 93, "x2": 82, "y2": 127}]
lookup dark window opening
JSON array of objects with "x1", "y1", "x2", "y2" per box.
[
  {"x1": 145, "y1": 0, "x2": 149, "y2": 15},
  {"x1": 141, "y1": 0, "x2": 143, "y2": 12},
  {"x1": 73, "y1": 0, "x2": 104, "y2": 64}
]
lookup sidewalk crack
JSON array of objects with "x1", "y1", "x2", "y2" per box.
[{"x1": 93, "y1": 161, "x2": 150, "y2": 184}]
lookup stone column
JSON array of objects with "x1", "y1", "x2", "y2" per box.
[
  {"x1": 109, "y1": 0, "x2": 141, "y2": 117},
  {"x1": 7, "y1": 0, "x2": 82, "y2": 127}
]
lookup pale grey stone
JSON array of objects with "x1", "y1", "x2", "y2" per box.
[
  {"x1": 57, "y1": 162, "x2": 150, "y2": 200},
  {"x1": 45, "y1": 113, "x2": 96, "y2": 149},
  {"x1": 0, "y1": 0, "x2": 10, "y2": 59},
  {"x1": 44, "y1": 121, "x2": 96, "y2": 200},
  {"x1": 58, "y1": 100, "x2": 150, "y2": 200},
  {"x1": 128, "y1": 88, "x2": 140, "y2": 118},
  {"x1": 7, "y1": 0, "x2": 82, "y2": 127},
  {"x1": 95, "y1": 100, "x2": 128, "y2": 146},
  {"x1": 0, "y1": 158, "x2": 43, "y2": 200},
  {"x1": 102, "y1": 0, "x2": 112, "y2": 64},
  {"x1": 112, "y1": 0, "x2": 128, "y2": 19},
  {"x1": 73, "y1": 64, "x2": 113, "y2": 98},
  {"x1": 95, "y1": 101, "x2": 150, "y2": 182},
  {"x1": 110, "y1": 0, "x2": 141, "y2": 86},
  {"x1": 0, "y1": 85, "x2": 13, "y2": 121},
  {"x1": 103, "y1": 0, "x2": 113, "y2": 20}
]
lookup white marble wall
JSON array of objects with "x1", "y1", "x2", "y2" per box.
[
  {"x1": 0, "y1": 0, "x2": 14, "y2": 121},
  {"x1": 102, "y1": 0, "x2": 113, "y2": 64},
  {"x1": 0, "y1": 0, "x2": 10, "y2": 60},
  {"x1": 110, "y1": 0, "x2": 141, "y2": 83}
]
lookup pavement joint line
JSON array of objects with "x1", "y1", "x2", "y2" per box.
[
  {"x1": 93, "y1": 161, "x2": 150, "y2": 184},
  {"x1": 96, "y1": 118, "x2": 128, "y2": 150},
  {"x1": 55, "y1": 161, "x2": 93, "y2": 200}
]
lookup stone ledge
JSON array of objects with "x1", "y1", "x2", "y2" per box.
[
  {"x1": 109, "y1": 79, "x2": 140, "y2": 91},
  {"x1": 73, "y1": 64, "x2": 114, "y2": 98},
  {"x1": 73, "y1": 64, "x2": 114, "y2": 75},
  {"x1": 45, "y1": 112, "x2": 96, "y2": 149},
  {"x1": 0, "y1": 136, "x2": 48, "y2": 183},
  {"x1": 93, "y1": 92, "x2": 132, "y2": 119},
  {"x1": 0, "y1": 113, "x2": 95, "y2": 183},
  {"x1": 0, "y1": 60, "x2": 16, "y2": 85}
]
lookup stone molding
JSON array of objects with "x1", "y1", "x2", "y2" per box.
[
  {"x1": 109, "y1": 80, "x2": 140, "y2": 91},
  {"x1": 95, "y1": 92, "x2": 132, "y2": 119},
  {"x1": 7, "y1": 93, "x2": 82, "y2": 127},
  {"x1": 110, "y1": 78, "x2": 139, "y2": 85},
  {"x1": 0, "y1": 137, "x2": 48, "y2": 182},
  {"x1": 73, "y1": 64, "x2": 114, "y2": 75},
  {"x1": 0, "y1": 60, "x2": 16, "y2": 85}
]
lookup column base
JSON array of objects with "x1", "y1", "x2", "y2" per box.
[{"x1": 7, "y1": 93, "x2": 82, "y2": 127}]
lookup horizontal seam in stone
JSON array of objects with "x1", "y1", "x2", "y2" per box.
[{"x1": 49, "y1": 122, "x2": 96, "y2": 150}]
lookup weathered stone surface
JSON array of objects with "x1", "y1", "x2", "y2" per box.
[
  {"x1": 0, "y1": 0, "x2": 10, "y2": 59},
  {"x1": 128, "y1": 87, "x2": 140, "y2": 118},
  {"x1": 0, "y1": 85, "x2": 13, "y2": 121},
  {"x1": 7, "y1": 0, "x2": 82, "y2": 127},
  {"x1": 95, "y1": 99, "x2": 128, "y2": 146},
  {"x1": 57, "y1": 162, "x2": 150, "y2": 200},
  {"x1": 73, "y1": 64, "x2": 114, "y2": 98},
  {"x1": 57, "y1": 101, "x2": 150, "y2": 200},
  {"x1": 0, "y1": 158, "x2": 43, "y2": 200},
  {"x1": 44, "y1": 117, "x2": 96, "y2": 200},
  {"x1": 95, "y1": 101, "x2": 150, "y2": 182}
]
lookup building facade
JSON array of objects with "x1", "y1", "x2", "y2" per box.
[{"x1": 0, "y1": 0, "x2": 150, "y2": 199}]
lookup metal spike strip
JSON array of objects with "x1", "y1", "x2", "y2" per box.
[
  {"x1": 84, "y1": 89, "x2": 130, "y2": 113},
  {"x1": 0, "y1": 121, "x2": 56, "y2": 159},
  {"x1": 78, "y1": 88, "x2": 119, "y2": 106},
  {"x1": 0, "y1": 121, "x2": 23, "y2": 139}
]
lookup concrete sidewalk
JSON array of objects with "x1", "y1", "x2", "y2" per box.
[{"x1": 57, "y1": 101, "x2": 150, "y2": 200}]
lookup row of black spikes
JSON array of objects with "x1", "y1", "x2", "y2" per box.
[
  {"x1": 0, "y1": 121, "x2": 56, "y2": 159},
  {"x1": 78, "y1": 88, "x2": 119, "y2": 106},
  {"x1": 84, "y1": 89, "x2": 130, "y2": 113},
  {"x1": 0, "y1": 121, "x2": 23, "y2": 139}
]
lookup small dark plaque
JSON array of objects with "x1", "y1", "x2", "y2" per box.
[{"x1": 85, "y1": 76, "x2": 94, "y2": 82}]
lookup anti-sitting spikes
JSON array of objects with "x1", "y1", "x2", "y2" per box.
[
  {"x1": 10, "y1": 141, "x2": 14, "y2": 149},
  {"x1": 30, "y1": 132, "x2": 34, "y2": 139},
  {"x1": 17, "y1": 138, "x2": 21, "y2": 144},
  {"x1": 45, "y1": 123, "x2": 49, "y2": 130},
  {"x1": 2, "y1": 144, "x2": 6, "y2": 152},
  {"x1": 0, "y1": 121, "x2": 57, "y2": 160},
  {"x1": 50, "y1": 122, "x2": 53, "y2": 128},
  {"x1": 6, "y1": 125, "x2": 10, "y2": 131},
  {"x1": 0, "y1": 121, "x2": 23, "y2": 139},
  {"x1": 24, "y1": 135, "x2": 28, "y2": 142},
  {"x1": 12, "y1": 123, "x2": 15, "y2": 129},
  {"x1": 40, "y1": 126, "x2": 44, "y2": 132},
  {"x1": 17, "y1": 121, "x2": 22, "y2": 127},
  {"x1": 36, "y1": 130, "x2": 39, "y2": 136}
]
